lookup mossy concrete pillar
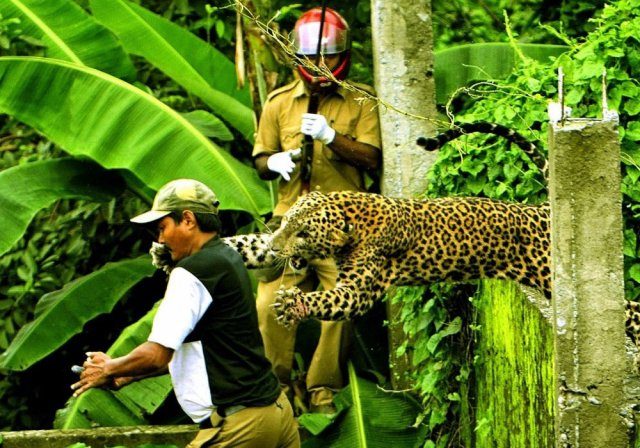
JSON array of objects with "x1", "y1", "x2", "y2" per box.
[
  {"x1": 474, "y1": 281, "x2": 555, "y2": 448},
  {"x1": 549, "y1": 118, "x2": 629, "y2": 446},
  {"x1": 371, "y1": 0, "x2": 437, "y2": 390}
]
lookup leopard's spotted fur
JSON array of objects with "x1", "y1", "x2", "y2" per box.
[
  {"x1": 217, "y1": 122, "x2": 638, "y2": 346},
  {"x1": 267, "y1": 190, "x2": 551, "y2": 324}
]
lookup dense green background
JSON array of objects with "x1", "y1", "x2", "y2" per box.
[{"x1": 0, "y1": 2, "x2": 638, "y2": 448}]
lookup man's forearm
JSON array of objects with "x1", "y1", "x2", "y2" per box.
[
  {"x1": 328, "y1": 133, "x2": 381, "y2": 170},
  {"x1": 72, "y1": 342, "x2": 173, "y2": 397},
  {"x1": 103, "y1": 342, "x2": 172, "y2": 378},
  {"x1": 254, "y1": 155, "x2": 279, "y2": 180}
]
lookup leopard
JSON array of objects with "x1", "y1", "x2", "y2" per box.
[
  {"x1": 253, "y1": 122, "x2": 639, "y2": 349},
  {"x1": 266, "y1": 189, "x2": 640, "y2": 351},
  {"x1": 148, "y1": 122, "x2": 639, "y2": 348},
  {"x1": 269, "y1": 190, "x2": 551, "y2": 325}
]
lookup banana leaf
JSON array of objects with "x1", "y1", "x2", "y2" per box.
[
  {"x1": 181, "y1": 110, "x2": 234, "y2": 141},
  {"x1": 0, "y1": 157, "x2": 124, "y2": 257},
  {"x1": 0, "y1": 257, "x2": 155, "y2": 371},
  {"x1": 300, "y1": 364, "x2": 426, "y2": 447},
  {"x1": 54, "y1": 301, "x2": 174, "y2": 429},
  {"x1": 0, "y1": 56, "x2": 270, "y2": 216},
  {"x1": 90, "y1": 0, "x2": 255, "y2": 142},
  {"x1": 434, "y1": 43, "x2": 569, "y2": 104},
  {"x1": 0, "y1": 0, "x2": 135, "y2": 80}
]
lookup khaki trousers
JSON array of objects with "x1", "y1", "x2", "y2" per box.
[
  {"x1": 256, "y1": 258, "x2": 349, "y2": 407},
  {"x1": 186, "y1": 391, "x2": 299, "y2": 448}
]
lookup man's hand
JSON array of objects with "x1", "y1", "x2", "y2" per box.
[
  {"x1": 267, "y1": 149, "x2": 301, "y2": 181},
  {"x1": 71, "y1": 351, "x2": 112, "y2": 397},
  {"x1": 301, "y1": 113, "x2": 336, "y2": 145}
]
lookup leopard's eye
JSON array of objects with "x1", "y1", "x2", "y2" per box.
[{"x1": 297, "y1": 230, "x2": 309, "y2": 238}]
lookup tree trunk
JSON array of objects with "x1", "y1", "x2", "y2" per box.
[{"x1": 371, "y1": 0, "x2": 438, "y2": 389}]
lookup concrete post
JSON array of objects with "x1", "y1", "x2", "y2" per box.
[
  {"x1": 371, "y1": 0, "x2": 437, "y2": 198},
  {"x1": 549, "y1": 118, "x2": 629, "y2": 446},
  {"x1": 371, "y1": 0, "x2": 437, "y2": 390}
]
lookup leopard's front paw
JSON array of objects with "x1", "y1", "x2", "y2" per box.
[{"x1": 272, "y1": 286, "x2": 308, "y2": 327}]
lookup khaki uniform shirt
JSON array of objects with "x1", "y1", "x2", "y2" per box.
[{"x1": 253, "y1": 79, "x2": 381, "y2": 215}]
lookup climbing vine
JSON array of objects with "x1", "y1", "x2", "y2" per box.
[
  {"x1": 395, "y1": 0, "x2": 640, "y2": 446},
  {"x1": 433, "y1": 0, "x2": 640, "y2": 300}
]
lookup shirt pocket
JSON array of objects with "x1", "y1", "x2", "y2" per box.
[
  {"x1": 331, "y1": 116, "x2": 357, "y2": 139},
  {"x1": 280, "y1": 125, "x2": 303, "y2": 151}
]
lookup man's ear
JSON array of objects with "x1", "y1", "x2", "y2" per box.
[{"x1": 182, "y1": 210, "x2": 197, "y2": 229}]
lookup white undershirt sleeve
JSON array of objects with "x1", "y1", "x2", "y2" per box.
[{"x1": 148, "y1": 267, "x2": 213, "y2": 350}]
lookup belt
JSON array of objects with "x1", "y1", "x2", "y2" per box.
[
  {"x1": 218, "y1": 404, "x2": 247, "y2": 417},
  {"x1": 199, "y1": 405, "x2": 247, "y2": 429}
]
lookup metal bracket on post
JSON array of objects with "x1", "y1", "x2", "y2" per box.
[
  {"x1": 547, "y1": 67, "x2": 572, "y2": 124},
  {"x1": 601, "y1": 68, "x2": 619, "y2": 123}
]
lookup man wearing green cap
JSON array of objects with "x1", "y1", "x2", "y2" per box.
[{"x1": 71, "y1": 179, "x2": 300, "y2": 448}]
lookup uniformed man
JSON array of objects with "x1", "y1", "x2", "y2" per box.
[{"x1": 252, "y1": 7, "x2": 382, "y2": 413}]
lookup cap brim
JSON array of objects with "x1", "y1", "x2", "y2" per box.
[{"x1": 130, "y1": 210, "x2": 172, "y2": 224}]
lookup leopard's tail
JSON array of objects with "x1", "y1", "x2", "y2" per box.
[{"x1": 416, "y1": 122, "x2": 548, "y2": 178}]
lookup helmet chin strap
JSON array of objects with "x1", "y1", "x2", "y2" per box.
[{"x1": 298, "y1": 52, "x2": 350, "y2": 89}]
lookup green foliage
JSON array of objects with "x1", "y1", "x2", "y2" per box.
[
  {"x1": 0, "y1": 158, "x2": 124, "y2": 257},
  {"x1": 0, "y1": 0, "x2": 135, "y2": 78},
  {"x1": 0, "y1": 118, "x2": 154, "y2": 430},
  {"x1": 55, "y1": 303, "x2": 173, "y2": 429},
  {"x1": 0, "y1": 56, "x2": 269, "y2": 216},
  {"x1": 432, "y1": 0, "x2": 605, "y2": 50},
  {"x1": 0, "y1": 257, "x2": 155, "y2": 371},
  {"x1": 431, "y1": 0, "x2": 640, "y2": 300},
  {"x1": 89, "y1": 0, "x2": 254, "y2": 142},
  {"x1": 434, "y1": 43, "x2": 568, "y2": 104},
  {"x1": 0, "y1": 151, "x2": 152, "y2": 429},
  {"x1": 390, "y1": 285, "x2": 473, "y2": 448},
  {"x1": 393, "y1": 1, "x2": 640, "y2": 446},
  {"x1": 299, "y1": 363, "x2": 426, "y2": 447}
]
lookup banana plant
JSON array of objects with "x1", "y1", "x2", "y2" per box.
[
  {"x1": 0, "y1": 0, "x2": 135, "y2": 79},
  {"x1": 0, "y1": 158, "x2": 124, "y2": 257},
  {"x1": 0, "y1": 56, "x2": 269, "y2": 217},
  {"x1": 434, "y1": 42, "x2": 568, "y2": 104},
  {"x1": 89, "y1": 0, "x2": 256, "y2": 143},
  {"x1": 0, "y1": 256, "x2": 155, "y2": 371},
  {"x1": 53, "y1": 301, "x2": 173, "y2": 429},
  {"x1": 299, "y1": 363, "x2": 427, "y2": 448}
]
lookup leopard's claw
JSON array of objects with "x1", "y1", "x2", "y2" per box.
[{"x1": 272, "y1": 286, "x2": 307, "y2": 327}]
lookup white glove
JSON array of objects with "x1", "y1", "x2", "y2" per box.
[
  {"x1": 267, "y1": 148, "x2": 301, "y2": 181},
  {"x1": 300, "y1": 113, "x2": 336, "y2": 145}
]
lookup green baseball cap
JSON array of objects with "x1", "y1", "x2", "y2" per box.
[{"x1": 130, "y1": 179, "x2": 220, "y2": 224}]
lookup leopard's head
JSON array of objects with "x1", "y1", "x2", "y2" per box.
[{"x1": 272, "y1": 192, "x2": 353, "y2": 260}]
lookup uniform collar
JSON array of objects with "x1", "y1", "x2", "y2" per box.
[{"x1": 292, "y1": 79, "x2": 346, "y2": 100}]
